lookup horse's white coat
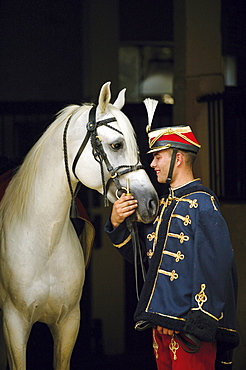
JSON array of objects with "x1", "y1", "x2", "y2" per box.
[{"x1": 0, "y1": 82, "x2": 158, "y2": 369}]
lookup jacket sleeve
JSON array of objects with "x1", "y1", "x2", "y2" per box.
[
  {"x1": 104, "y1": 218, "x2": 136, "y2": 263},
  {"x1": 183, "y1": 199, "x2": 235, "y2": 342}
]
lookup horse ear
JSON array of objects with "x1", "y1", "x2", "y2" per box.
[
  {"x1": 113, "y1": 88, "x2": 126, "y2": 110},
  {"x1": 98, "y1": 81, "x2": 111, "y2": 113}
]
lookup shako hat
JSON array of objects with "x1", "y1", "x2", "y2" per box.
[
  {"x1": 143, "y1": 98, "x2": 201, "y2": 154},
  {"x1": 147, "y1": 125, "x2": 201, "y2": 154}
]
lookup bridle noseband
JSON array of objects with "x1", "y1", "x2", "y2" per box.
[{"x1": 63, "y1": 105, "x2": 144, "y2": 211}]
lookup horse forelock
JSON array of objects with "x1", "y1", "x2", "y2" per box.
[{"x1": 0, "y1": 104, "x2": 91, "y2": 223}]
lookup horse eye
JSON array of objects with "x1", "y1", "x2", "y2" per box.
[{"x1": 111, "y1": 142, "x2": 123, "y2": 150}]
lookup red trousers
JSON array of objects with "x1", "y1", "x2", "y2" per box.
[{"x1": 153, "y1": 329, "x2": 217, "y2": 370}]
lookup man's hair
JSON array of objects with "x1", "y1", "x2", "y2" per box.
[
  {"x1": 157, "y1": 148, "x2": 197, "y2": 168},
  {"x1": 177, "y1": 149, "x2": 197, "y2": 167}
]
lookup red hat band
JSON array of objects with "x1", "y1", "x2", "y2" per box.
[{"x1": 148, "y1": 126, "x2": 201, "y2": 154}]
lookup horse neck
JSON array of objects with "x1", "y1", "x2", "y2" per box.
[
  {"x1": 34, "y1": 168, "x2": 73, "y2": 224},
  {"x1": 13, "y1": 131, "x2": 75, "y2": 230},
  {"x1": 32, "y1": 154, "x2": 74, "y2": 226}
]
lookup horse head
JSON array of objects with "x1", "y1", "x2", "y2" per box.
[{"x1": 67, "y1": 82, "x2": 159, "y2": 224}]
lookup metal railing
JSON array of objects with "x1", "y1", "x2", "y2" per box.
[{"x1": 198, "y1": 87, "x2": 246, "y2": 201}]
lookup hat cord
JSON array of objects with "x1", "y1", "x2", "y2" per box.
[{"x1": 149, "y1": 129, "x2": 201, "y2": 149}]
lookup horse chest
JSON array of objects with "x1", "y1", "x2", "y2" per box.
[{"x1": 1, "y1": 233, "x2": 84, "y2": 305}]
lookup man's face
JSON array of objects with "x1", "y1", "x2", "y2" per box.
[{"x1": 150, "y1": 150, "x2": 172, "y2": 183}]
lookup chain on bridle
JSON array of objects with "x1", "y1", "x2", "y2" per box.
[{"x1": 63, "y1": 105, "x2": 144, "y2": 213}]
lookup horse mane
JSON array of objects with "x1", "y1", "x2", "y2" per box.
[{"x1": 0, "y1": 104, "x2": 91, "y2": 224}]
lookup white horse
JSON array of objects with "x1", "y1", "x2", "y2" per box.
[{"x1": 0, "y1": 82, "x2": 159, "y2": 369}]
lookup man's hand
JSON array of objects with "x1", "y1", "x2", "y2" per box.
[
  {"x1": 156, "y1": 326, "x2": 179, "y2": 336},
  {"x1": 110, "y1": 193, "x2": 138, "y2": 228}
]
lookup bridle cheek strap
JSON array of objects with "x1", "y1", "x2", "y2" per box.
[{"x1": 72, "y1": 105, "x2": 97, "y2": 180}]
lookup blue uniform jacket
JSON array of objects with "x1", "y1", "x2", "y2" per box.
[{"x1": 105, "y1": 180, "x2": 239, "y2": 368}]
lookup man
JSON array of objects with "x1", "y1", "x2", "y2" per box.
[{"x1": 105, "y1": 114, "x2": 239, "y2": 369}]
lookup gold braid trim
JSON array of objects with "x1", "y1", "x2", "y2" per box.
[
  {"x1": 163, "y1": 250, "x2": 185, "y2": 262},
  {"x1": 169, "y1": 334, "x2": 179, "y2": 360},
  {"x1": 152, "y1": 331, "x2": 159, "y2": 359},
  {"x1": 167, "y1": 231, "x2": 189, "y2": 243},
  {"x1": 192, "y1": 284, "x2": 223, "y2": 321},
  {"x1": 210, "y1": 196, "x2": 218, "y2": 211},
  {"x1": 172, "y1": 130, "x2": 201, "y2": 148},
  {"x1": 149, "y1": 127, "x2": 201, "y2": 149},
  {"x1": 220, "y1": 362, "x2": 233, "y2": 365},
  {"x1": 169, "y1": 197, "x2": 198, "y2": 208},
  {"x1": 113, "y1": 234, "x2": 132, "y2": 248},
  {"x1": 152, "y1": 198, "x2": 169, "y2": 249},
  {"x1": 149, "y1": 132, "x2": 170, "y2": 148},
  {"x1": 217, "y1": 326, "x2": 237, "y2": 333},
  {"x1": 158, "y1": 269, "x2": 179, "y2": 281},
  {"x1": 172, "y1": 214, "x2": 191, "y2": 226}
]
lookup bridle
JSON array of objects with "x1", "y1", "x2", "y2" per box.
[
  {"x1": 63, "y1": 104, "x2": 147, "y2": 301},
  {"x1": 63, "y1": 104, "x2": 144, "y2": 212}
]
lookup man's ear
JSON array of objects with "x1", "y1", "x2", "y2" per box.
[{"x1": 176, "y1": 152, "x2": 184, "y2": 166}]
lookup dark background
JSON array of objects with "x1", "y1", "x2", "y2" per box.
[{"x1": 1, "y1": 1, "x2": 246, "y2": 369}]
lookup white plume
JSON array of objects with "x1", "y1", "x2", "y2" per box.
[{"x1": 144, "y1": 98, "x2": 158, "y2": 132}]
